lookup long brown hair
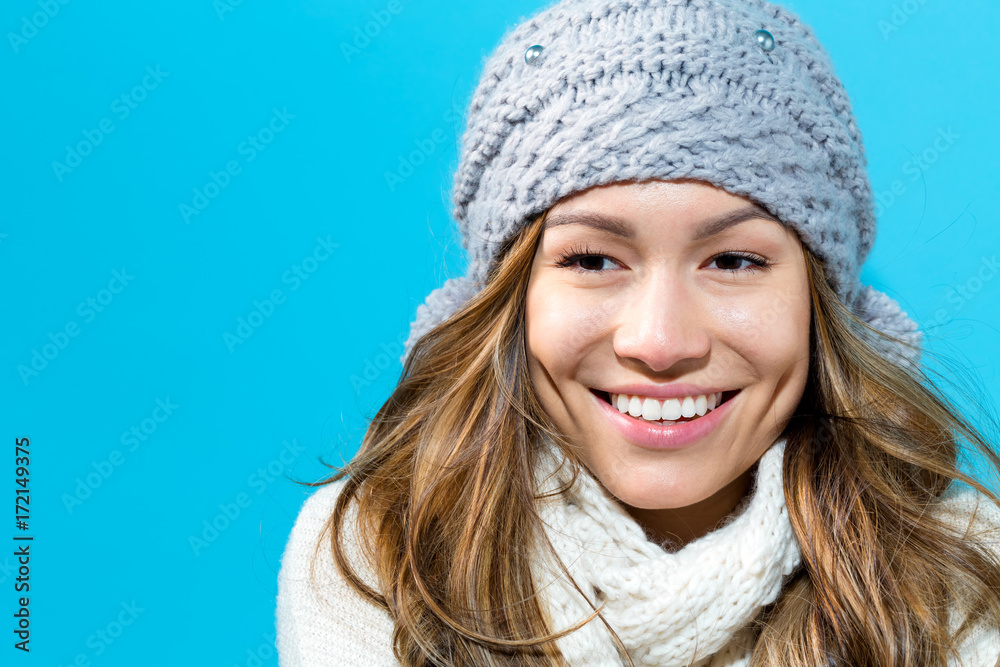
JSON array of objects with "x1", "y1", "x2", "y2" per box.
[
  {"x1": 751, "y1": 250, "x2": 1000, "y2": 666},
  {"x1": 305, "y1": 205, "x2": 1000, "y2": 666}
]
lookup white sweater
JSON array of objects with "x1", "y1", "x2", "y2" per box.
[{"x1": 276, "y1": 439, "x2": 1000, "y2": 666}]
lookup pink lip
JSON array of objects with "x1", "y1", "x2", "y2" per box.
[
  {"x1": 591, "y1": 389, "x2": 737, "y2": 450},
  {"x1": 601, "y1": 383, "x2": 732, "y2": 400}
]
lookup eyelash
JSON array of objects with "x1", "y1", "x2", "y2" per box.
[{"x1": 554, "y1": 245, "x2": 772, "y2": 274}]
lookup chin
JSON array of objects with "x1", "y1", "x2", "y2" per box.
[{"x1": 599, "y1": 470, "x2": 713, "y2": 511}]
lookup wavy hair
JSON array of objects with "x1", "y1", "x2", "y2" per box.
[{"x1": 305, "y1": 205, "x2": 1000, "y2": 666}]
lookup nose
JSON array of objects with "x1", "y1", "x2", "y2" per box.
[{"x1": 612, "y1": 273, "x2": 712, "y2": 373}]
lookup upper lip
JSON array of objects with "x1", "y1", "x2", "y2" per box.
[{"x1": 597, "y1": 383, "x2": 735, "y2": 400}]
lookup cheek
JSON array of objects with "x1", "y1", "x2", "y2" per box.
[
  {"x1": 525, "y1": 280, "x2": 616, "y2": 375},
  {"x1": 714, "y1": 283, "x2": 812, "y2": 368},
  {"x1": 525, "y1": 283, "x2": 566, "y2": 386}
]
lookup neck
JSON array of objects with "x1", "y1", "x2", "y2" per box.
[{"x1": 623, "y1": 465, "x2": 756, "y2": 550}]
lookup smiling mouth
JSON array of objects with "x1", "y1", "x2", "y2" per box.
[{"x1": 591, "y1": 388, "x2": 740, "y2": 423}]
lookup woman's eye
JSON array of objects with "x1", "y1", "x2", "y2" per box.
[
  {"x1": 707, "y1": 252, "x2": 767, "y2": 272},
  {"x1": 556, "y1": 253, "x2": 621, "y2": 273},
  {"x1": 578, "y1": 255, "x2": 619, "y2": 272},
  {"x1": 557, "y1": 250, "x2": 767, "y2": 273}
]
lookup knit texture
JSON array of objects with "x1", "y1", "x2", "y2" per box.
[
  {"x1": 531, "y1": 436, "x2": 800, "y2": 666},
  {"x1": 400, "y1": 0, "x2": 923, "y2": 373},
  {"x1": 275, "y1": 436, "x2": 1000, "y2": 666}
]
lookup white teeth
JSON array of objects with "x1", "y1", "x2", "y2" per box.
[
  {"x1": 680, "y1": 397, "x2": 696, "y2": 418},
  {"x1": 608, "y1": 391, "x2": 726, "y2": 423},
  {"x1": 628, "y1": 395, "x2": 643, "y2": 418}
]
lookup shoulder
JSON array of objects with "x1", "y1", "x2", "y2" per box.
[
  {"x1": 935, "y1": 483, "x2": 1000, "y2": 542},
  {"x1": 276, "y1": 479, "x2": 399, "y2": 667},
  {"x1": 932, "y1": 484, "x2": 1000, "y2": 666}
]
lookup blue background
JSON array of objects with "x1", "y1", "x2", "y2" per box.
[{"x1": 2, "y1": 0, "x2": 998, "y2": 664}]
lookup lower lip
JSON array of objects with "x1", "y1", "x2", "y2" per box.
[{"x1": 592, "y1": 390, "x2": 736, "y2": 450}]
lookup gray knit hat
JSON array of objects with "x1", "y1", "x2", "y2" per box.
[{"x1": 400, "y1": 0, "x2": 921, "y2": 371}]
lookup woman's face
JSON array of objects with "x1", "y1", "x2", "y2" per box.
[{"x1": 525, "y1": 179, "x2": 811, "y2": 530}]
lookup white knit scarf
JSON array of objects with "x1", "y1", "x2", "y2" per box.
[{"x1": 531, "y1": 436, "x2": 803, "y2": 667}]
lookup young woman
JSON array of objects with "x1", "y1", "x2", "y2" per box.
[{"x1": 276, "y1": 0, "x2": 1000, "y2": 665}]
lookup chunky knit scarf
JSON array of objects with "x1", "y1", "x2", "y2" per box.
[{"x1": 530, "y1": 436, "x2": 802, "y2": 667}]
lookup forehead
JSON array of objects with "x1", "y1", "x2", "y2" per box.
[
  {"x1": 543, "y1": 180, "x2": 784, "y2": 240},
  {"x1": 557, "y1": 179, "x2": 751, "y2": 207}
]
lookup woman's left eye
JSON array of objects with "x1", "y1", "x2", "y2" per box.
[{"x1": 707, "y1": 252, "x2": 770, "y2": 272}]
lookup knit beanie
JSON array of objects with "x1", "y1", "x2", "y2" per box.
[{"x1": 400, "y1": 0, "x2": 922, "y2": 372}]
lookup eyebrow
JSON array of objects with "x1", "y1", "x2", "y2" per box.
[{"x1": 542, "y1": 203, "x2": 783, "y2": 240}]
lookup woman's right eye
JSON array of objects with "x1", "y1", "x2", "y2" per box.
[
  {"x1": 554, "y1": 243, "x2": 623, "y2": 273},
  {"x1": 556, "y1": 253, "x2": 622, "y2": 273}
]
